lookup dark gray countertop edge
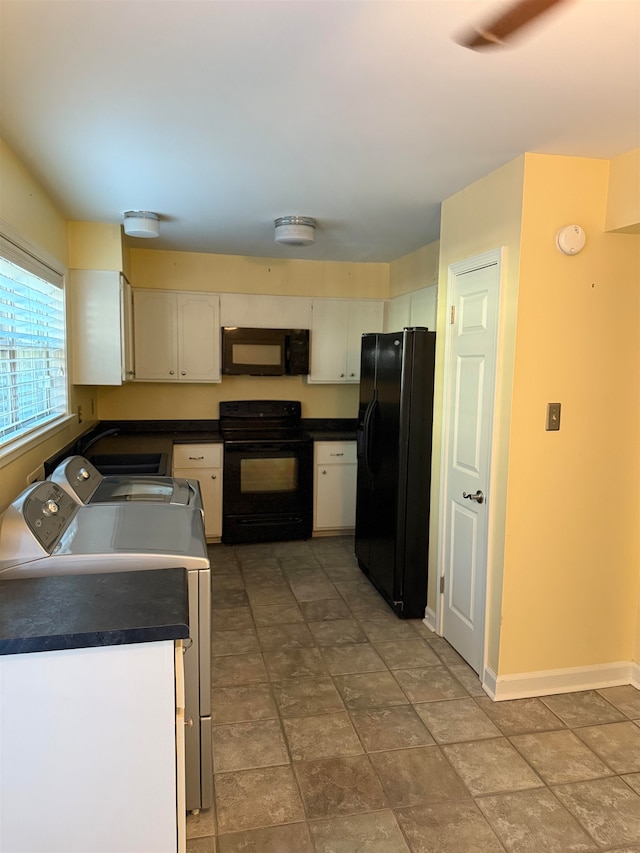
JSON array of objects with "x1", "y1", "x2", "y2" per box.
[
  {"x1": 0, "y1": 568, "x2": 190, "y2": 656},
  {"x1": 1, "y1": 624, "x2": 189, "y2": 656}
]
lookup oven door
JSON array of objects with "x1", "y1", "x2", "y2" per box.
[{"x1": 222, "y1": 440, "x2": 313, "y2": 543}]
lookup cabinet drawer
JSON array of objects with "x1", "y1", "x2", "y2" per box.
[
  {"x1": 172, "y1": 443, "x2": 222, "y2": 469},
  {"x1": 315, "y1": 441, "x2": 357, "y2": 465}
]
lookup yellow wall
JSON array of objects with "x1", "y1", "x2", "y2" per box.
[
  {"x1": 0, "y1": 140, "x2": 94, "y2": 512},
  {"x1": 389, "y1": 241, "x2": 439, "y2": 297},
  {"x1": 436, "y1": 155, "x2": 526, "y2": 671},
  {"x1": 437, "y1": 152, "x2": 640, "y2": 678},
  {"x1": 95, "y1": 248, "x2": 390, "y2": 421},
  {"x1": 68, "y1": 221, "x2": 124, "y2": 270},
  {"x1": 130, "y1": 248, "x2": 388, "y2": 297},
  {"x1": 499, "y1": 153, "x2": 640, "y2": 674},
  {"x1": 605, "y1": 147, "x2": 640, "y2": 234},
  {"x1": 0, "y1": 139, "x2": 68, "y2": 262}
]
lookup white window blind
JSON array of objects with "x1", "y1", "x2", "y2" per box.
[{"x1": 0, "y1": 235, "x2": 67, "y2": 448}]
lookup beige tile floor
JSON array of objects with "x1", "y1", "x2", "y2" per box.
[{"x1": 187, "y1": 537, "x2": 640, "y2": 853}]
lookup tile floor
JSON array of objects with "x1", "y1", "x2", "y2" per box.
[{"x1": 187, "y1": 536, "x2": 640, "y2": 853}]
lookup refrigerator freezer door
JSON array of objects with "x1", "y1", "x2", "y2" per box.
[
  {"x1": 355, "y1": 329, "x2": 436, "y2": 618},
  {"x1": 356, "y1": 331, "x2": 404, "y2": 604}
]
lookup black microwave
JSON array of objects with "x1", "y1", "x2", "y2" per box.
[{"x1": 221, "y1": 327, "x2": 310, "y2": 376}]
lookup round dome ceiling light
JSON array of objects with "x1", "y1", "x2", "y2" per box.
[
  {"x1": 274, "y1": 216, "x2": 316, "y2": 246},
  {"x1": 123, "y1": 211, "x2": 160, "y2": 238}
]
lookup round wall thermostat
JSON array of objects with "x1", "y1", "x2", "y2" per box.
[{"x1": 556, "y1": 224, "x2": 586, "y2": 255}]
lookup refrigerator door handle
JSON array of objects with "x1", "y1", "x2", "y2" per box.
[{"x1": 362, "y1": 391, "x2": 378, "y2": 473}]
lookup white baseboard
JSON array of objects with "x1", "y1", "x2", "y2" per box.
[
  {"x1": 482, "y1": 660, "x2": 639, "y2": 702},
  {"x1": 422, "y1": 607, "x2": 437, "y2": 633}
]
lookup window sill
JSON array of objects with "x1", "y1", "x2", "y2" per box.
[{"x1": 0, "y1": 415, "x2": 77, "y2": 469}]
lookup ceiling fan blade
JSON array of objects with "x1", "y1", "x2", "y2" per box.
[{"x1": 459, "y1": 0, "x2": 571, "y2": 50}]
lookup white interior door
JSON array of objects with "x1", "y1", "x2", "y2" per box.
[{"x1": 440, "y1": 250, "x2": 501, "y2": 674}]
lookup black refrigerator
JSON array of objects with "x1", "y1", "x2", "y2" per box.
[{"x1": 355, "y1": 327, "x2": 436, "y2": 618}]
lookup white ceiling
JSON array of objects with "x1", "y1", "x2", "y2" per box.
[{"x1": 1, "y1": 0, "x2": 639, "y2": 263}]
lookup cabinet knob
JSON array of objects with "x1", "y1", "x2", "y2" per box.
[
  {"x1": 321, "y1": 469, "x2": 327, "y2": 475},
  {"x1": 185, "y1": 717, "x2": 194, "y2": 728},
  {"x1": 169, "y1": 370, "x2": 175, "y2": 375},
  {"x1": 349, "y1": 373, "x2": 355, "y2": 377},
  {"x1": 340, "y1": 373, "x2": 345, "y2": 378},
  {"x1": 211, "y1": 474, "x2": 217, "y2": 479},
  {"x1": 181, "y1": 371, "x2": 187, "y2": 376}
]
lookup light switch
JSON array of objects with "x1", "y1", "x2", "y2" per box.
[{"x1": 546, "y1": 402, "x2": 561, "y2": 431}]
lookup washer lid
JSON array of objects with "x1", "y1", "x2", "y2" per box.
[
  {"x1": 53, "y1": 503, "x2": 208, "y2": 566},
  {"x1": 92, "y1": 476, "x2": 197, "y2": 507}
]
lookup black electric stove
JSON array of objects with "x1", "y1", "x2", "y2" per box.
[{"x1": 219, "y1": 401, "x2": 313, "y2": 544}]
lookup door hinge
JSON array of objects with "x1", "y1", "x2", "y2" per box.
[
  {"x1": 449, "y1": 305, "x2": 456, "y2": 324},
  {"x1": 440, "y1": 576, "x2": 445, "y2": 594}
]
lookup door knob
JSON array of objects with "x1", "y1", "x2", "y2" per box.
[{"x1": 463, "y1": 490, "x2": 484, "y2": 504}]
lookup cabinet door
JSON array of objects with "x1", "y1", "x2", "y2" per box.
[
  {"x1": 178, "y1": 293, "x2": 221, "y2": 382},
  {"x1": 133, "y1": 290, "x2": 179, "y2": 380},
  {"x1": 173, "y1": 446, "x2": 223, "y2": 540},
  {"x1": 315, "y1": 464, "x2": 357, "y2": 531},
  {"x1": 384, "y1": 293, "x2": 411, "y2": 333},
  {"x1": 0, "y1": 642, "x2": 178, "y2": 852},
  {"x1": 309, "y1": 299, "x2": 349, "y2": 382},
  {"x1": 346, "y1": 301, "x2": 385, "y2": 381},
  {"x1": 121, "y1": 278, "x2": 135, "y2": 381},
  {"x1": 220, "y1": 294, "x2": 311, "y2": 329},
  {"x1": 70, "y1": 270, "x2": 132, "y2": 385},
  {"x1": 175, "y1": 642, "x2": 186, "y2": 853},
  {"x1": 174, "y1": 469, "x2": 222, "y2": 540},
  {"x1": 409, "y1": 285, "x2": 437, "y2": 330},
  {"x1": 314, "y1": 442, "x2": 357, "y2": 531}
]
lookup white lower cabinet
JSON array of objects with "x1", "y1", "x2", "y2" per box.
[
  {"x1": 0, "y1": 640, "x2": 185, "y2": 853},
  {"x1": 313, "y1": 441, "x2": 358, "y2": 533},
  {"x1": 173, "y1": 443, "x2": 223, "y2": 541}
]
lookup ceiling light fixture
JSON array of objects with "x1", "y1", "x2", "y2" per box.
[
  {"x1": 123, "y1": 210, "x2": 160, "y2": 238},
  {"x1": 274, "y1": 216, "x2": 316, "y2": 246}
]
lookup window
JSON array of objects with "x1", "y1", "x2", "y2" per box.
[{"x1": 0, "y1": 232, "x2": 68, "y2": 451}]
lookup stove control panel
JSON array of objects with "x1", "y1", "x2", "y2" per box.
[
  {"x1": 220, "y1": 400, "x2": 302, "y2": 421},
  {"x1": 23, "y1": 482, "x2": 79, "y2": 552}
]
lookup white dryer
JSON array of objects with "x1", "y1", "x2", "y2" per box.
[{"x1": 0, "y1": 480, "x2": 212, "y2": 814}]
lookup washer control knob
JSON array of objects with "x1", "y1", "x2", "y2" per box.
[
  {"x1": 76, "y1": 468, "x2": 91, "y2": 481},
  {"x1": 43, "y1": 500, "x2": 59, "y2": 516}
]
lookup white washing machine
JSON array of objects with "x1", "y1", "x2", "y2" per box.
[
  {"x1": 50, "y1": 455, "x2": 203, "y2": 513},
  {"x1": 0, "y1": 480, "x2": 212, "y2": 814}
]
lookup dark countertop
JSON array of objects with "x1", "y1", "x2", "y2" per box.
[
  {"x1": 45, "y1": 419, "x2": 357, "y2": 474},
  {"x1": 0, "y1": 568, "x2": 189, "y2": 656}
]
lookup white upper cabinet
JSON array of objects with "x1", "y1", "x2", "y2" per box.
[
  {"x1": 133, "y1": 290, "x2": 221, "y2": 382},
  {"x1": 220, "y1": 294, "x2": 311, "y2": 329},
  {"x1": 384, "y1": 286, "x2": 437, "y2": 333},
  {"x1": 384, "y1": 292, "x2": 411, "y2": 332},
  {"x1": 309, "y1": 298, "x2": 384, "y2": 383},
  {"x1": 69, "y1": 270, "x2": 134, "y2": 385},
  {"x1": 409, "y1": 285, "x2": 437, "y2": 329}
]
